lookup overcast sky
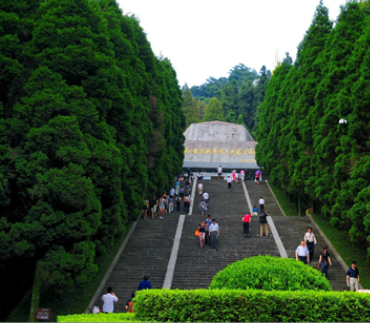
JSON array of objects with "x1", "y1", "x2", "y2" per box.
[{"x1": 116, "y1": 0, "x2": 346, "y2": 87}]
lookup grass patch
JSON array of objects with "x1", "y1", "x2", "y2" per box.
[
  {"x1": 57, "y1": 313, "x2": 140, "y2": 322},
  {"x1": 6, "y1": 222, "x2": 134, "y2": 322},
  {"x1": 268, "y1": 182, "x2": 299, "y2": 217},
  {"x1": 312, "y1": 214, "x2": 370, "y2": 289}
]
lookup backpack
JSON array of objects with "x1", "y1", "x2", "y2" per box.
[{"x1": 259, "y1": 213, "x2": 267, "y2": 223}]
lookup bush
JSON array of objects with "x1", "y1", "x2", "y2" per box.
[
  {"x1": 57, "y1": 313, "x2": 140, "y2": 322},
  {"x1": 134, "y1": 289, "x2": 370, "y2": 322},
  {"x1": 209, "y1": 255, "x2": 331, "y2": 291}
]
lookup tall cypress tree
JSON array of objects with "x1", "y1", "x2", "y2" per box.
[
  {"x1": 0, "y1": 0, "x2": 185, "y2": 313},
  {"x1": 287, "y1": 1, "x2": 332, "y2": 199}
]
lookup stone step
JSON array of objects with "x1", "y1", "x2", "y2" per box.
[
  {"x1": 172, "y1": 179, "x2": 279, "y2": 290},
  {"x1": 92, "y1": 198, "x2": 184, "y2": 312},
  {"x1": 273, "y1": 216, "x2": 349, "y2": 291}
]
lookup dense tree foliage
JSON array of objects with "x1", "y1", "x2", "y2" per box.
[
  {"x1": 0, "y1": 0, "x2": 184, "y2": 317},
  {"x1": 183, "y1": 64, "x2": 270, "y2": 132},
  {"x1": 256, "y1": 1, "x2": 370, "y2": 254}
]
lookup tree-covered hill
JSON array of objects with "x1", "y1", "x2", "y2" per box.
[
  {"x1": 183, "y1": 64, "x2": 271, "y2": 132},
  {"x1": 0, "y1": 0, "x2": 184, "y2": 318},
  {"x1": 256, "y1": 0, "x2": 370, "y2": 254},
  {"x1": 190, "y1": 64, "x2": 258, "y2": 100}
]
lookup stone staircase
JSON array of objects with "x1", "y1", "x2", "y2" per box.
[
  {"x1": 91, "y1": 178, "x2": 349, "y2": 313},
  {"x1": 171, "y1": 179, "x2": 280, "y2": 289},
  {"x1": 273, "y1": 216, "x2": 348, "y2": 291},
  {"x1": 94, "y1": 204, "x2": 183, "y2": 312},
  {"x1": 245, "y1": 180, "x2": 284, "y2": 217},
  {"x1": 246, "y1": 179, "x2": 347, "y2": 291}
]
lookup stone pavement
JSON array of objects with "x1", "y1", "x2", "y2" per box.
[{"x1": 171, "y1": 179, "x2": 279, "y2": 289}]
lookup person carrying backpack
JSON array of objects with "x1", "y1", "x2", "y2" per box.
[
  {"x1": 259, "y1": 210, "x2": 269, "y2": 237},
  {"x1": 199, "y1": 198, "x2": 207, "y2": 216}
]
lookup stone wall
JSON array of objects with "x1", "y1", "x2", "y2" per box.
[{"x1": 183, "y1": 121, "x2": 258, "y2": 170}]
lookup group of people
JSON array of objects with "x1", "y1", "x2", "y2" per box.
[
  {"x1": 295, "y1": 227, "x2": 360, "y2": 291},
  {"x1": 196, "y1": 215, "x2": 220, "y2": 249},
  {"x1": 100, "y1": 276, "x2": 152, "y2": 314},
  {"x1": 142, "y1": 173, "x2": 194, "y2": 219},
  {"x1": 242, "y1": 200, "x2": 269, "y2": 238},
  {"x1": 217, "y1": 166, "x2": 246, "y2": 182}
]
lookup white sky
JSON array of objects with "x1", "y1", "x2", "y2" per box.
[{"x1": 116, "y1": 0, "x2": 345, "y2": 87}]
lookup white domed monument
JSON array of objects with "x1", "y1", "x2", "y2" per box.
[{"x1": 183, "y1": 121, "x2": 258, "y2": 170}]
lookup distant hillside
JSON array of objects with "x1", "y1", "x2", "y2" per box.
[
  {"x1": 190, "y1": 64, "x2": 259, "y2": 100},
  {"x1": 182, "y1": 64, "x2": 270, "y2": 133}
]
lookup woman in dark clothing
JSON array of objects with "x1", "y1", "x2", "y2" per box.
[{"x1": 318, "y1": 246, "x2": 332, "y2": 278}]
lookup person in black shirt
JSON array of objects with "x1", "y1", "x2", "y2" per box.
[
  {"x1": 259, "y1": 210, "x2": 269, "y2": 237},
  {"x1": 150, "y1": 196, "x2": 157, "y2": 219},
  {"x1": 318, "y1": 246, "x2": 332, "y2": 278},
  {"x1": 346, "y1": 261, "x2": 360, "y2": 291}
]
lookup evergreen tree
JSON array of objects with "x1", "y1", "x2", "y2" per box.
[
  {"x1": 203, "y1": 98, "x2": 225, "y2": 122},
  {"x1": 0, "y1": 0, "x2": 185, "y2": 314},
  {"x1": 257, "y1": 1, "x2": 370, "y2": 254},
  {"x1": 182, "y1": 84, "x2": 200, "y2": 127}
]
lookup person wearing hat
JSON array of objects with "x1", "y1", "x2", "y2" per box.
[
  {"x1": 209, "y1": 219, "x2": 220, "y2": 250},
  {"x1": 138, "y1": 275, "x2": 152, "y2": 290}
]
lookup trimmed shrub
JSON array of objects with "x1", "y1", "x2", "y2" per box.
[
  {"x1": 134, "y1": 289, "x2": 370, "y2": 322},
  {"x1": 57, "y1": 313, "x2": 139, "y2": 322},
  {"x1": 209, "y1": 255, "x2": 331, "y2": 291}
]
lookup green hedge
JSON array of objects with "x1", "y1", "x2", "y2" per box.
[
  {"x1": 134, "y1": 289, "x2": 370, "y2": 322},
  {"x1": 57, "y1": 313, "x2": 140, "y2": 322},
  {"x1": 209, "y1": 256, "x2": 331, "y2": 291}
]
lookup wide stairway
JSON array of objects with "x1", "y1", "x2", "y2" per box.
[
  {"x1": 274, "y1": 216, "x2": 347, "y2": 291},
  {"x1": 246, "y1": 180, "x2": 347, "y2": 291},
  {"x1": 171, "y1": 179, "x2": 280, "y2": 289},
  {"x1": 94, "y1": 204, "x2": 182, "y2": 312},
  {"x1": 245, "y1": 179, "x2": 284, "y2": 217},
  {"x1": 92, "y1": 178, "x2": 349, "y2": 313}
]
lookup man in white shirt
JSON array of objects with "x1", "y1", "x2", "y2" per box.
[
  {"x1": 303, "y1": 227, "x2": 317, "y2": 263},
  {"x1": 101, "y1": 287, "x2": 119, "y2": 313},
  {"x1": 170, "y1": 187, "x2": 175, "y2": 197},
  {"x1": 217, "y1": 165, "x2": 223, "y2": 179},
  {"x1": 295, "y1": 241, "x2": 310, "y2": 264},
  {"x1": 209, "y1": 219, "x2": 220, "y2": 250},
  {"x1": 197, "y1": 182, "x2": 203, "y2": 195},
  {"x1": 203, "y1": 192, "x2": 209, "y2": 207},
  {"x1": 258, "y1": 197, "x2": 265, "y2": 213}
]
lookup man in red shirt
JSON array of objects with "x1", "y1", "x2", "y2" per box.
[{"x1": 242, "y1": 213, "x2": 251, "y2": 237}]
